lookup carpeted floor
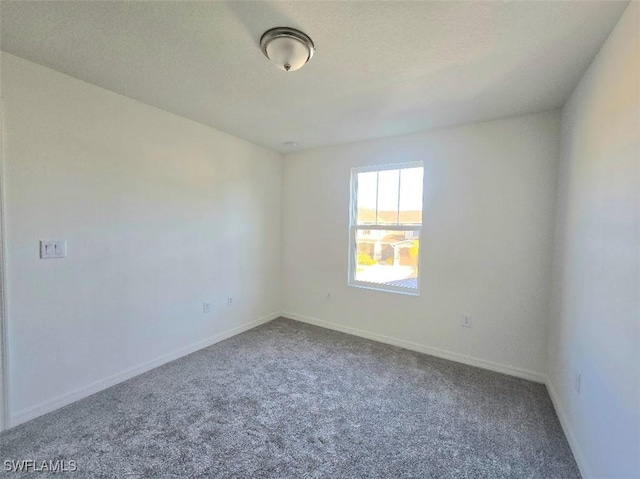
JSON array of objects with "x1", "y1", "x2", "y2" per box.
[{"x1": 1, "y1": 318, "x2": 580, "y2": 478}]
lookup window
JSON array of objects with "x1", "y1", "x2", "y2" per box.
[{"x1": 349, "y1": 162, "x2": 424, "y2": 294}]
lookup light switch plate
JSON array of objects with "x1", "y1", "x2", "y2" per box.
[{"x1": 40, "y1": 240, "x2": 67, "y2": 259}]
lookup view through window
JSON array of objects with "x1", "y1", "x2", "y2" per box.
[{"x1": 349, "y1": 163, "x2": 424, "y2": 293}]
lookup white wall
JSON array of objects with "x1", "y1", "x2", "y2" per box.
[
  {"x1": 1, "y1": 53, "x2": 283, "y2": 426},
  {"x1": 282, "y1": 111, "x2": 560, "y2": 380},
  {"x1": 547, "y1": 3, "x2": 640, "y2": 478}
]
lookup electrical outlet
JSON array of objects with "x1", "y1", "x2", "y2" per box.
[
  {"x1": 326, "y1": 292, "x2": 331, "y2": 301},
  {"x1": 227, "y1": 297, "x2": 233, "y2": 306},
  {"x1": 575, "y1": 372, "x2": 581, "y2": 394},
  {"x1": 203, "y1": 301, "x2": 210, "y2": 313},
  {"x1": 461, "y1": 314, "x2": 472, "y2": 328}
]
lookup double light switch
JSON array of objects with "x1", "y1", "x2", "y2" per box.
[{"x1": 40, "y1": 240, "x2": 67, "y2": 259}]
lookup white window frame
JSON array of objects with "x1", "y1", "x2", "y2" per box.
[{"x1": 348, "y1": 161, "x2": 424, "y2": 296}]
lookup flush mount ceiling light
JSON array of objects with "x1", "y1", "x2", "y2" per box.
[{"x1": 260, "y1": 27, "x2": 315, "y2": 72}]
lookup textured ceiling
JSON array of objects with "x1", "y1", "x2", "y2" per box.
[{"x1": 0, "y1": 1, "x2": 628, "y2": 153}]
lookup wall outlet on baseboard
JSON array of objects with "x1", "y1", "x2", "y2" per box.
[
  {"x1": 227, "y1": 297, "x2": 233, "y2": 306},
  {"x1": 574, "y1": 372, "x2": 581, "y2": 394},
  {"x1": 461, "y1": 314, "x2": 472, "y2": 328},
  {"x1": 203, "y1": 301, "x2": 210, "y2": 313}
]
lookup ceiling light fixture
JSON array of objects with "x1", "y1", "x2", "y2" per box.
[{"x1": 260, "y1": 27, "x2": 315, "y2": 72}]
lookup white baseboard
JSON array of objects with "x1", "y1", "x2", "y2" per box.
[
  {"x1": 10, "y1": 312, "x2": 279, "y2": 428},
  {"x1": 282, "y1": 312, "x2": 546, "y2": 383},
  {"x1": 546, "y1": 380, "x2": 591, "y2": 479}
]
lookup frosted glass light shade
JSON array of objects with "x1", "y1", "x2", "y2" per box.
[{"x1": 260, "y1": 27, "x2": 315, "y2": 72}]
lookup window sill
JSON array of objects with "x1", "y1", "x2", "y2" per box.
[{"x1": 348, "y1": 281, "x2": 420, "y2": 296}]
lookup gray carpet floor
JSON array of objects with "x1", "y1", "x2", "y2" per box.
[{"x1": 1, "y1": 318, "x2": 580, "y2": 478}]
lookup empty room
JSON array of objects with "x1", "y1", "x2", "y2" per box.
[{"x1": 0, "y1": 1, "x2": 638, "y2": 478}]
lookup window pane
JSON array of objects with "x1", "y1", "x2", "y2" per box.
[
  {"x1": 354, "y1": 229, "x2": 420, "y2": 289},
  {"x1": 356, "y1": 171, "x2": 378, "y2": 225},
  {"x1": 399, "y1": 167, "x2": 423, "y2": 225},
  {"x1": 376, "y1": 169, "x2": 400, "y2": 224}
]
